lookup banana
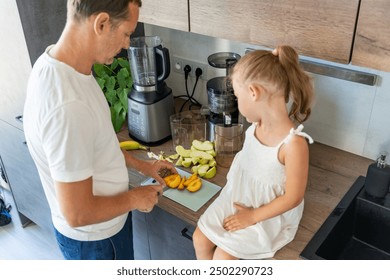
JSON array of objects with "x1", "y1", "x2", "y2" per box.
[{"x1": 119, "y1": 140, "x2": 148, "y2": 151}]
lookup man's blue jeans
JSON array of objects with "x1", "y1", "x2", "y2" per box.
[{"x1": 54, "y1": 212, "x2": 134, "y2": 260}]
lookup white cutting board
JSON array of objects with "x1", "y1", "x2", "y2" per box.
[{"x1": 141, "y1": 169, "x2": 221, "y2": 212}]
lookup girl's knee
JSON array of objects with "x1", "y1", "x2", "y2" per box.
[
  {"x1": 192, "y1": 227, "x2": 203, "y2": 247},
  {"x1": 193, "y1": 227, "x2": 212, "y2": 249}
]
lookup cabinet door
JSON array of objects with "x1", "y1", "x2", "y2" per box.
[
  {"x1": 147, "y1": 207, "x2": 196, "y2": 260},
  {"x1": 132, "y1": 207, "x2": 196, "y2": 260},
  {"x1": 190, "y1": 0, "x2": 359, "y2": 64},
  {"x1": 139, "y1": 0, "x2": 189, "y2": 31},
  {"x1": 0, "y1": 0, "x2": 31, "y2": 130},
  {"x1": 351, "y1": 0, "x2": 390, "y2": 72},
  {"x1": 132, "y1": 210, "x2": 152, "y2": 260},
  {"x1": 0, "y1": 120, "x2": 52, "y2": 232}
]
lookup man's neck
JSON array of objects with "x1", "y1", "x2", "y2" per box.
[{"x1": 49, "y1": 23, "x2": 95, "y2": 75}]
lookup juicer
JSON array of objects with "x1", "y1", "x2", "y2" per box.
[{"x1": 205, "y1": 52, "x2": 241, "y2": 141}]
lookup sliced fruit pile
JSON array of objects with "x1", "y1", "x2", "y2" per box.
[
  {"x1": 174, "y1": 140, "x2": 217, "y2": 179},
  {"x1": 163, "y1": 173, "x2": 202, "y2": 192}
]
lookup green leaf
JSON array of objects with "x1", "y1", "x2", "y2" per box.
[
  {"x1": 111, "y1": 101, "x2": 126, "y2": 132},
  {"x1": 117, "y1": 68, "x2": 130, "y2": 89},
  {"x1": 110, "y1": 58, "x2": 119, "y2": 71},
  {"x1": 119, "y1": 88, "x2": 128, "y2": 111},
  {"x1": 105, "y1": 89, "x2": 117, "y2": 106},
  {"x1": 93, "y1": 64, "x2": 107, "y2": 78},
  {"x1": 118, "y1": 58, "x2": 130, "y2": 71},
  {"x1": 110, "y1": 107, "x2": 120, "y2": 132},
  {"x1": 93, "y1": 57, "x2": 132, "y2": 132},
  {"x1": 106, "y1": 76, "x2": 116, "y2": 91},
  {"x1": 95, "y1": 77, "x2": 106, "y2": 90}
]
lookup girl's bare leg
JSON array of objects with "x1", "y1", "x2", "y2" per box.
[
  {"x1": 213, "y1": 247, "x2": 239, "y2": 260},
  {"x1": 193, "y1": 227, "x2": 216, "y2": 260}
]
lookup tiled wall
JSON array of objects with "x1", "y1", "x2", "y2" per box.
[
  {"x1": 1, "y1": 1, "x2": 389, "y2": 161},
  {"x1": 145, "y1": 24, "x2": 390, "y2": 161}
]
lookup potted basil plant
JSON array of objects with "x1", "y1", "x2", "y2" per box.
[{"x1": 93, "y1": 57, "x2": 132, "y2": 133}]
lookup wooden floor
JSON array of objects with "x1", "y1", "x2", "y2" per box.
[{"x1": 0, "y1": 188, "x2": 63, "y2": 260}]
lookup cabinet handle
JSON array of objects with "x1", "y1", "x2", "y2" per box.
[
  {"x1": 15, "y1": 115, "x2": 23, "y2": 123},
  {"x1": 245, "y1": 48, "x2": 378, "y2": 86},
  {"x1": 181, "y1": 227, "x2": 193, "y2": 241}
]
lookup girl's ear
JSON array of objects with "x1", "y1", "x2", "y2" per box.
[
  {"x1": 93, "y1": 12, "x2": 110, "y2": 35},
  {"x1": 248, "y1": 84, "x2": 262, "y2": 101}
]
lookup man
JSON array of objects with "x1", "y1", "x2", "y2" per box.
[{"x1": 23, "y1": 0, "x2": 175, "y2": 260}]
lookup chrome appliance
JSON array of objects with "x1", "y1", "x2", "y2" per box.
[{"x1": 127, "y1": 36, "x2": 174, "y2": 145}]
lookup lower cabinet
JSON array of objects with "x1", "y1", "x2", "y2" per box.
[
  {"x1": 0, "y1": 120, "x2": 52, "y2": 232},
  {"x1": 132, "y1": 207, "x2": 196, "y2": 260}
]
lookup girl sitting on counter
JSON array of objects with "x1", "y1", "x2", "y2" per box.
[{"x1": 193, "y1": 45, "x2": 314, "y2": 260}]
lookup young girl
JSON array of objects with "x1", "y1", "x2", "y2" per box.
[{"x1": 193, "y1": 46, "x2": 314, "y2": 260}]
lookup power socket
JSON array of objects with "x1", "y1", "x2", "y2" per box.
[{"x1": 172, "y1": 55, "x2": 208, "y2": 80}]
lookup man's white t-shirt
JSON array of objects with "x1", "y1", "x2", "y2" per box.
[{"x1": 23, "y1": 46, "x2": 129, "y2": 241}]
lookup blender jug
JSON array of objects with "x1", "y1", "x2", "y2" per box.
[{"x1": 128, "y1": 36, "x2": 170, "y2": 92}]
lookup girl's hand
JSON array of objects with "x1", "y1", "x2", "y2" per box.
[{"x1": 223, "y1": 203, "x2": 256, "y2": 232}]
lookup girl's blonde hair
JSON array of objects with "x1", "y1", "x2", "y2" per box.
[{"x1": 231, "y1": 46, "x2": 313, "y2": 123}]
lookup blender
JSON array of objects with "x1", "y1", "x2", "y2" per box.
[{"x1": 127, "y1": 36, "x2": 174, "y2": 145}]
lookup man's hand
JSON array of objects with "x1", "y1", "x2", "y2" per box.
[
  {"x1": 141, "y1": 160, "x2": 177, "y2": 186},
  {"x1": 130, "y1": 184, "x2": 163, "y2": 213}
]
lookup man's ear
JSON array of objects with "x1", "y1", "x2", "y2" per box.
[{"x1": 93, "y1": 12, "x2": 110, "y2": 35}]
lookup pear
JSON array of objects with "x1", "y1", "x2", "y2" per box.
[
  {"x1": 191, "y1": 165, "x2": 200, "y2": 174},
  {"x1": 203, "y1": 166, "x2": 217, "y2": 179},
  {"x1": 208, "y1": 158, "x2": 217, "y2": 167},
  {"x1": 197, "y1": 164, "x2": 210, "y2": 177},
  {"x1": 192, "y1": 139, "x2": 214, "y2": 151},
  {"x1": 175, "y1": 156, "x2": 183, "y2": 166},
  {"x1": 190, "y1": 150, "x2": 213, "y2": 160},
  {"x1": 175, "y1": 145, "x2": 191, "y2": 158},
  {"x1": 182, "y1": 157, "x2": 193, "y2": 168}
]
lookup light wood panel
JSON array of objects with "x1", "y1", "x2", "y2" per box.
[
  {"x1": 139, "y1": 0, "x2": 189, "y2": 31},
  {"x1": 352, "y1": 0, "x2": 390, "y2": 72},
  {"x1": 189, "y1": 0, "x2": 359, "y2": 63}
]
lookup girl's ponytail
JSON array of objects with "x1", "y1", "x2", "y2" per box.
[{"x1": 275, "y1": 46, "x2": 314, "y2": 123}]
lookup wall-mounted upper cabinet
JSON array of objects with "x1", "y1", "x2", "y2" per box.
[
  {"x1": 139, "y1": 0, "x2": 189, "y2": 32},
  {"x1": 351, "y1": 0, "x2": 390, "y2": 72},
  {"x1": 189, "y1": 0, "x2": 359, "y2": 64}
]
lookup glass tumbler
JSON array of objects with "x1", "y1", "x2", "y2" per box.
[
  {"x1": 170, "y1": 111, "x2": 207, "y2": 150},
  {"x1": 214, "y1": 124, "x2": 244, "y2": 168}
]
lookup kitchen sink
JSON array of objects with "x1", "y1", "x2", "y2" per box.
[{"x1": 300, "y1": 176, "x2": 390, "y2": 260}]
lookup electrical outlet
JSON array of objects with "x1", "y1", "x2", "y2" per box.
[{"x1": 172, "y1": 55, "x2": 208, "y2": 80}]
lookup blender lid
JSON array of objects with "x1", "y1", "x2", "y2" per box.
[{"x1": 208, "y1": 52, "x2": 241, "y2": 68}]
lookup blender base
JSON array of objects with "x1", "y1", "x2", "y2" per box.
[{"x1": 127, "y1": 84, "x2": 174, "y2": 145}]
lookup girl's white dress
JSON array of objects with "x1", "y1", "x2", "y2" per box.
[{"x1": 198, "y1": 123, "x2": 313, "y2": 259}]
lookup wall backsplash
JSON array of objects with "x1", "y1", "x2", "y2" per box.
[
  {"x1": 1, "y1": 0, "x2": 389, "y2": 162},
  {"x1": 144, "y1": 24, "x2": 390, "y2": 161}
]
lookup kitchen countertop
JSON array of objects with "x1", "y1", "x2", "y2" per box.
[{"x1": 117, "y1": 126, "x2": 374, "y2": 260}]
